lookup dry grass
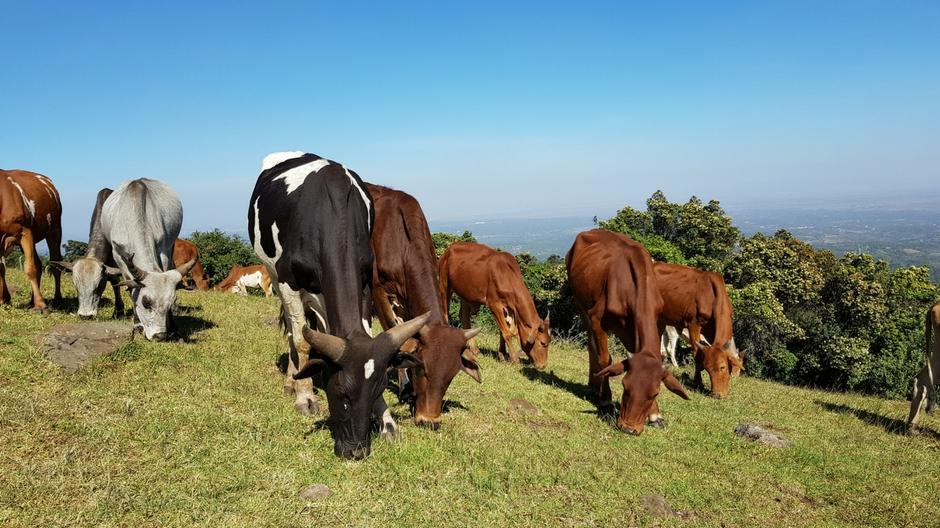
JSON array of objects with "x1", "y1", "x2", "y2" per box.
[{"x1": 1, "y1": 268, "x2": 939, "y2": 527}]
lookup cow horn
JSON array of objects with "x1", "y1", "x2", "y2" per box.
[
  {"x1": 175, "y1": 257, "x2": 197, "y2": 277},
  {"x1": 463, "y1": 328, "x2": 481, "y2": 341},
  {"x1": 544, "y1": 311, "x2": 550, "y2": 325},
  {"x1": 301, "y1": 326, "x2": 346, "y2": 362},
  {"x1": 114, "y1": 245, "x2": 148, "y2": 282},
  {"x1": 48, "y1": 261, "x2": 74, "y2": 272},
  {"x1": 384, "y1": 312, "x2": 432, "y2": 348},
  {"x1": 103, "y1": 264, "x2": 123, "y2": 277}
]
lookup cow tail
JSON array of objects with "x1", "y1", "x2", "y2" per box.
[{"x1": 927, "y1": 307, "x2": 934, "y2": 359}]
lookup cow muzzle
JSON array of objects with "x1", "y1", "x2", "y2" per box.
[{"x1": 336, "y1": 445, "x2": 371, "y2": 461}]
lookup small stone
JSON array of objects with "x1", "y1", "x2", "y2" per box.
[
  {"x1": 735, "y1": 423, "x2": 793, "y2": 448},
  {"x1": 510, "y1": 398, "x2": 540, "y2": 414},
  {"x1": 298, "y1": 483, "x2": 331, "y2": 501},
  {"x1": 640, "y1": 495, "x2": 675, "y2": 517}
]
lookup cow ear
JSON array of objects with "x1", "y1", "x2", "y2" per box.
[
  {"x1": 118, "y1": 279, "x2": 143, "y2": 290},
  {"x1": 663, "y1": 371, "x2": 691, "y2": 400},
  {"x1": 597, "y1": 360, "x2": 626, "y2": 378},
  {"x1": 48, "y1": 261, "x2": 74, "y2": 273},
  {"x1": 293, "y1": 357, "x2": 329, "y2": 379},
  {"x1": 461, "y1": 350, "x2": 482, "y2": 384},
  {"x1": 391, "y1": 352, "x2": 422, "y2": 370}
]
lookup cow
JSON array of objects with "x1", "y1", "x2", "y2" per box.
[
  {"x1": 48, "y1": 188, "x2": 124, "y2": 318},
  {"x1": 101, "y1": 179, "x2": 196, "y2": 341},
  {"x1": 653, "y1": 261, "x2": 744, "y2": 398},
  {"x1": 215, "y1": 264, "x2": 272, "y2": 297},
  {"x1": 249, "y1": 152, "x2": 428, "y2": 460},
  {"x1": 173, "y1": 239, "x2": 209, "y2": 291},
  {"x1": 366, "y1": 183, "x2": 481, "y2": 430},
  {"x1": 907, "y1": 301, "x2": 940, "y2": 435},
  {"x1": 566, "y1": 229, "x2": 689, "y2": 435},
  {"x1": 0, "y1": 169, "x2": 63, "y2": 312},
  {"x1": 438, "y1": 241, "x2": 551, "y2": 368}
]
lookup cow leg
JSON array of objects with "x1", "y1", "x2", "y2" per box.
[
  {"x1": 497, "y1": 304, "x2": 521, "y2": 365},
  {"x1": 20, "y1": 229, "x2": 48, "y2": 313},
  {"x1": 661, "y1": 326, "x2": 679, "y2": 367},
  {"x1": 46, "y1": 226, "x2": 63, "y2": 303},
  {"x1": 689, "y1": 324, "x2": 705, "y2": 388},
  {"x1": 110, "y1": 278, "x2": 125, "y2": 317},
  {"x1": 0, "y1": 259, "x2": 9, "y2": 305},
  {"x1": 908, "y1": 349, "x2": 940, "y2": 433},
  {"x1": 374, "y1": 395, "x2": 399, "y2": 441},
  {"x1": 586, "y1": 314, "x2": 612, "y2": 410},
  {"x1": 459, "y1": 299, "x2": 481, "y2": 356},
  {"x1": 278, "y1": 284, "x2": 319, "y2": 417}
]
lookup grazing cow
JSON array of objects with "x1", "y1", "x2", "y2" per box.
[
  {"x1": 249, "y1": 152, "x2": 427, "y2": 460},
  {"x1": 907, "y1": 301, "x2": 940, "y2": 434},
  {"x1": 566, "y1": 229, "x2": 689, "y2": 435},
  {"x1": 215, "y1": 264, "x2": 272, "y2": 297},
  {"x1": 439, "y1": 241, "x2": 551, "y2": 368},
  {"x1": 0, "y1": 169, "x2": 63, "y2": 312},
  {"x1": 48, "y1": 188, "x2": 124, "y2": 318},
  {"x1": 654, "y1": 262, "x2": 744, "y2": 398},
  {"x1": 101, "y1": 179, "x2": 195, "y2": 341},
  {"x1": 366, "y1": 183, "x2": 481, "y2": 430},
  {"x1": 173, "y1": 239, "x2": 209, "y2": 291}
]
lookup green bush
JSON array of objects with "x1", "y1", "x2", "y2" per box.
[{"x1": 188, "y1": 230, "x2": 259, "y2": 285}]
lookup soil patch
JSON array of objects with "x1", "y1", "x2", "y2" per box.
[{"x1": 39, "y1": 322, "x2": 133, "y2": 373}]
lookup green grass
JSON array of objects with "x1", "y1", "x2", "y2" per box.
[{"x1": 1, "y1": 268, "x2": 939, "y2": 527}]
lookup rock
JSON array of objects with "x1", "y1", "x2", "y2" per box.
[
  {"x1": 298, "y1": 483, "x2": 332, "y2": 501},
  {"x1": 640, "y1": 495, "x2": 675, "y2": 517},
  {"x1": 509, "y1": 398, "x2": 540, "y2": 414},
  {"x1": 39, "y1": 322, "x2": 133, "y2": 373},
  {"x1": 735, "y1": 423, "x2": 793, "y2": 448}
]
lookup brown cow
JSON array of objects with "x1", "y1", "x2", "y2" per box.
[
  {"x1": 653, "y1": 261, "x2": 744, "y2": 398},
  {"x1": 0, "y1": 169, "x2": 63, "y2": 312},
  {"x1": 366, "y1": 183, "x2": 480, "y2": 430},
  {"x1": 215, "y1": 264, "x2": 272, "y2": 297},
  {"x1": 173, "y1": 239, "x2": 209, "y2": 291},
  {"x1": 439, "y1": 242, "x2": 551, "y2": 368},
  {"x1": 566, "y1": 229, "x2": 689, "y2": 435}
]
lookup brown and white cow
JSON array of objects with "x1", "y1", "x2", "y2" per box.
[
  {"x1": 566, "y1": 229, "x2": 689, "y2": 435},
  {"x1": 366, "y1": 183, "x2": 481, "y2": 430},
  {"x1": 439, "y1": 241, "x2": 551, "y2": 368},
  {"x1": 0, "y1": 169, "x2": 63, "y2": 312},
  {"x1": 653, "y1": 261, "x2": 744, "y2": 398},
  {"x1": 173, "y1": 239, "x2": 209, "y2": 291},
  {"x1": 907, "y1": 301, "x2": 940, "y2": 434},
  {"x1": 215, "y1": 264, "x2": 272, "y2": 297}
]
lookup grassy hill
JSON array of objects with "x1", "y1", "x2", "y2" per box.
[{"x1": 1, "y1": 269, "x2": 939, "y2": 527}]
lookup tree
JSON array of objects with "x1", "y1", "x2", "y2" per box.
[
  {"x1": 62, "y1": 240, "x2": 89, "y2": 261},
  {"x1": 431, "y1": 231, "x2": 476, "y2": 257},
  {"x1": 188, "y1": 230, "x2": 259, "y2": 285}
]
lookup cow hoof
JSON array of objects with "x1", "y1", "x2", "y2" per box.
[
  {"x1": 294, "y1": 396, "x2": 320, "y2": 417},
  {"x1": 619, "y1": 425, "x2": 641, "y2": 436},
  {"x1": 31, "y1": 306, "x2": 50, "y2": 315},
  {"x1": 283, "y1": 384, "x2": 296, "y2": 397},
  {"x1": 381, "y1": 424, "x2": 400, "y2": 442},
  {"x1": 907, "y1": 425, "x2": 921, "y2": 436},
  {"x1": 648, "y1": 418, "x2": 668, "y2": 430}
]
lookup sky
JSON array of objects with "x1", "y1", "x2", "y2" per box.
[{"x1": 2, "y1": 1, "x2": 939, "y2": 242}]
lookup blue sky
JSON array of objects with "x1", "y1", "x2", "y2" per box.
[{"x1": 2, "y1": 1, "x2": 938, "y2": 241}]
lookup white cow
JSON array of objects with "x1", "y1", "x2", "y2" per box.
[
  {"x1": 907, "y1": 302, "x2": 940, "y2": 434},
  {"x1": 660, "y1": 325, "x2": 712, "y2": 367}
]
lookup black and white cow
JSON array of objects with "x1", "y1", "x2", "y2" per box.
[
  {"x1": 248, "y1": 151, "x2": 428, "y2": 460},
  {"x1": 49, "y1": 188, "x2": 125, "y2": 318}
]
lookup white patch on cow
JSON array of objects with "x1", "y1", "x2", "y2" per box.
[
  {"x1": 270, "y1": 222, "x2": 284, "y2": 260},
  {"x1": 252, "y1": 198, "x2": 284, "y2": 267},
  {"x1": 382, "y1": 408, "x2": 397, "y2": 435},
  {"x1": 301, "y1": 291, "x2": 329, "y2": 333},
  {"x1": 344, "y1": 167, "x2": 371, "y2": 228},
  {"x1": 7, "y1": 177, "x2": 35, "y2": 218},
  {"x1": 46, "y1": 213, "x2": 52, "y2": 226},
  {"x1": 279, "y1": 282, "x2": 309, "y2": 345},
  {"x1": 261, "y1": 151, "x2": 306, "y2": 171},
  {"x1": 364, "y1": 359, "x2": 375, "y2": 379},
  {"x1": 362, "y1": 318, "x2": 373, "y2": 336},
  {"x1": 273, "y1": 159, "x2": 331, "y2": 194},
  {"x1": 237, "y1": 271, "x2": 263, "y2": 290}
]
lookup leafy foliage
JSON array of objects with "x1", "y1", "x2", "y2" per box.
[
  {"x1": 188, "y1": 230, "x2": 259, "y2": 285},
  {"x1": 62, "y1": 240, "x2": 89, "y2": 261},
  {"x1": 432, "y1": 230, "x2": 476, "y2": 258}
]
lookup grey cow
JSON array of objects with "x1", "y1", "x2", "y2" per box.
[
  {"x1": 101, "y1": 178, "x2": 195, "y2": 341},
  {"x1": 50, "y1": 188, "x2": 125, "y2": 318},
  {"x1": 907, "y1": 301, "x2": 940, "y2": 434}
]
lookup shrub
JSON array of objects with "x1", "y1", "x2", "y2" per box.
[{"x1": 188, "y1": 230, "x2": 259, "y2": 285}]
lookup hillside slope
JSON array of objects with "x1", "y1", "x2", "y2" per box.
[{"x1": 1, "y1": 270, "x2": 938, "y2": 527}]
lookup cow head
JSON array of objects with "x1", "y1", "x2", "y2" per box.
[
  {"x1": 409, "y1": 324, "x2": 481, "y2": 429},
  {"x1": 523, "y1": 313, "x2": 552, "y2": 369},
  {"x1": 598, "y1": 353, "x2": 689, "y2": 435},
  {"x1": 49, "y1": 258, "x2": 122, "y2": 318},
  {"x1": 293, "y1": 313, "x2": 429, "y2": 460},
  {"x1": 116, "y1": 247, "x2": 195, "y2": 341}
]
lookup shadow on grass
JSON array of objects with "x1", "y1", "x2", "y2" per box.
[
  {"x1": 815, "y1": 400, "x2": 940, "y2": 440},
  {"x1": 174, "y1": 314, "x2": 216, "y2": 342},
  {"x1": 520, "y1": 366, "x2": 620, "y2": 425}
]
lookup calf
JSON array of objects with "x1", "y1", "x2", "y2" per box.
[
  {"x1": 215, "y1": 264, "x2": 272, "y2": 297},
  {"x1": 566, "y1": 229, "x2": 689, "y2": 435},
  {"x1": 653, "y1": 262, "x2": 744, "y2": 398},
  {"x1": 0, "y1": 169, "x2": 63, "y2": 312},
  {"x1": 907, "y1": 302, "x2": 940, "y2": 434},
  {"x1": 439, "y1": 241, "x2": 551, "y2": 368},
  {"x1": 101, "y1": 179, "x2": 195, "y2": 341},
  {"x1": 48, "y1": 188, "x2": 124, "y2": 318},
  {"x1": 173, "y1": 239, "x2": 210, "y2": 291},
  {"x1": 366, "y1": 184, "x2": 480, "y2": 430},
  {"x1": 249, "y1": 152, "x2": 427, "y2": 460}
]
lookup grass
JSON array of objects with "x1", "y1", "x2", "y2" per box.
[{"x1": 1, "y1": 268, "x2": 939, "y2": 527}]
